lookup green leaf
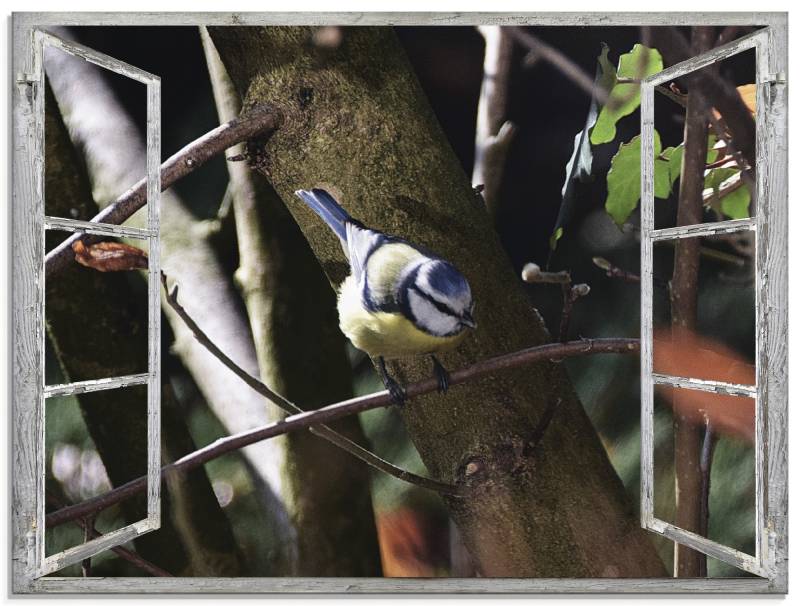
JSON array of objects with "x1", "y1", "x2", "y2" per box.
[
  {"x1": 662, "y1": 135, "x2": 720, "y2": 189},
  {"x1": 605, "y1": 130, "x2": 666, "y2": 226},
  {"x1": 549, "y1": 43, "x2": 617, "y2": 251},
  {"x1": 720, "y1": 186, "x2": 751, "y2": 219},
  {"x1": 549, "y1": 227, "x2": 564, "y2": 251},
  {"x1": 704, "y1": 167, "x2": 738, "y2": 191},
  {"x1": 591, "y1": 45, "x2": 664, "y2": 145},
  {"x1": 704, "y1": 167, "x2": 751, "y2": 219},
  {"x1": 662, "y1": 145, "x2": 683, "y2": 185}
]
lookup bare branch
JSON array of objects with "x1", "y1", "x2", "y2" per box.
[
  {"x1": 592, "y1": 256, "x2": 642, "y2": 284},
  {"x1": 521, "y1": 262, "x2": 571, "y2": 285},
  {"x1": 558, "y1": 283, "x2": 590, "y2": 343},
  {"x1": 46, "y1": 336, "x2": 640, "y2": 528},
  {"x1": 44, "y1": 104, "x2": 280, "y2": 279},
  {"x1": 509, "y1": 26, "x2": 608, "y2": 105},
  {"x1": 473, "y1": 26, "x2": 516, "y2": 215}
]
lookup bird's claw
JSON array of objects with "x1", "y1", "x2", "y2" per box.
[
  {"x1": 385, "y1": 377, "x2": 408, "y2": 407},
  {"x1": 378, "y1": 356, "x2": 407, "y2": 406},
  {"x1": 431, "y1": 355, "x2": 450, "y2": 394}
]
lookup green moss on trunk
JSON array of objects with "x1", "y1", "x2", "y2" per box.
[{"x1": 210, "y1": 26, "x2": 665, "y2": 577}]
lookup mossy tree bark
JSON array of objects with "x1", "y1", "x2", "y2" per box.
[
  {"x1": 209, "y1": 26, "x2": 666, "y2": 577},
  {"x1": 202, "y1": 30, "x2": 381, "y2": 576},
  {"x1": 44, "y1": 83, "x2": 242, "y2": 576}
]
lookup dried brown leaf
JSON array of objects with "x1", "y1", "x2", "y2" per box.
[{"x1": 72, "y1": 240, "x2": 148, "y2": 272}]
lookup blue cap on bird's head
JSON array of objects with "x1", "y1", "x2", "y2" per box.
[{"x1": 412, "y1": 259, "x2": 476, "y2": 333}]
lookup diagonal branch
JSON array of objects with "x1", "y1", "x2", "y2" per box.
[
  {"x1": 161, "y1": 272, "x2": 459, "y2": 496},
  {"x1": 46, "y1": 336, "x2": 640, "y2": 529},
  {"x1": 44, "y1": 104, "x2": 280, "y2": 279},
  {"x1": 509, "y1": 26, "x2": 608, "y2": 105}
]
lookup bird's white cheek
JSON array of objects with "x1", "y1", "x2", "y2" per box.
[{"x1": 408, "y1": 291, "x2": 460, "y2": 336}]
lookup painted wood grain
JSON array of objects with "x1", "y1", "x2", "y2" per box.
[
  {"x1": 44, "y1": 373, "x2": 150, "y2": 398},
  {"x1": 652, "y1": 373, "x2": 756, "y2": 398},
  {"x1": 44, "y1": 216, "x2": 155, "y2": 239}
]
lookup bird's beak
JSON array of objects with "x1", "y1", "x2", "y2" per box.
[{"x1": 461, "y1": 312, "x2": 476, "y2": 329}]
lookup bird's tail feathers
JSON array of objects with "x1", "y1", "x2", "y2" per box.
[{"x1": 294, "y1": 188, "x2": 352, "y2": 243}]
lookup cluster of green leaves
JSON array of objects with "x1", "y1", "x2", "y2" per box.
[
  {"x1": 550, "y1": 44, "x2": 662, "y2": 249},
  {"x1": 550, "y1": 43, "x2": 752, "y2": 248}
]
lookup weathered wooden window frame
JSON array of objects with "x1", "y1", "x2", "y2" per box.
[
  {"x1": 14, "y1": 28, "x2": 162, "y2": 584},
  {"x1": 638, "y1": 27, "x2": 785, "y2": 582},
  {"x1": 11, "y1": 11, "x2": 787, "y2": 595}
]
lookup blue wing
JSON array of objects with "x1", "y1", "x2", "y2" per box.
[{"x1": 295, "y1": 188, "x2": 385, "y2": 281}]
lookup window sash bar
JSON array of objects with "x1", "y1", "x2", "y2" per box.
[
  {"x1": 44, "y1": 216, "x2": 155, "y2": 239},
  {"x1": 34, "y1": 29, "x2": 158, "y2": 84},
  {"x1": 645, "y1": 28, "x2": 765, "y2": 87},
  {"x1": 44, "y1": 373, "x2": 150, "y2": 398},
  {"x1": 36, "y1": 518, "x2": 158, "y2": 578},
  {"x1": 31, "y1": 28, "x2": 162, "y2": 580},
  {"x1": 645, "y1": 517, "x2": 766, "y2": 577},
  {"x1": 639, "y1": 81, "x2": 656, "y2": 529},
  {"x1": 649, "y1": 218, "x2": 755, "y2": 242},
  {"x1": 145, "y1": 77, "x2": 161, "y2": 523},
  {"x1": 652, "y1": 373, "x2": 756, "y2": 398}
]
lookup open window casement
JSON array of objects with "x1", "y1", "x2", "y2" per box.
[
  {"x1": 15, "y1": 29, "x2": 161, "y2": 582},
  {"x1": 639, "y1": 27, "x2": 786, "y2": 585}
]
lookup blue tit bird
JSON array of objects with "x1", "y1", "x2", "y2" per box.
[{"x1": 294, "y1": 188, "x2": 476, "y2": 404}]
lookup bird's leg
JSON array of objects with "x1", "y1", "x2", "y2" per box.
[
  {"x1": 430, "y1": 355, "x2": 450, "y2": 394},
  {"x1": 378, "y1": 356, "x2": 407, "y2": 406}
]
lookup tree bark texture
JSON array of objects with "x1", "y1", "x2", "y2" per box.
[
  {"x1": 202, "y1": 29, "x2": 381, "y2": 576},
  {"x1": 209, "y1": 26, "x2": 666, "y2": 577},
  {"x1": 670, "y1": 26, "x2": 715, "y2": 578},
  {"x1": 44, "y1": 83, "x2": 242, "y2": 576}
]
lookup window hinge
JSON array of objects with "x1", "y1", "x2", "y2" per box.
[
  {"x1": 16, "y1": 72, "x2": 36, "y2": 85},
  {"x1": 768, "y1": 72, "x2": 786, "y2": 84}
]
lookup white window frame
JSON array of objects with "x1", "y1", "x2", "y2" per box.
[
  {"x1": 14, "y1": 28, "x2": 161, "y2": 582},
  {"x1": 640, "y1": 27, "x2": 786, "y2": 583},
  {"x1": 11, "y1": 11, "x2": 787, "y2": 595}
]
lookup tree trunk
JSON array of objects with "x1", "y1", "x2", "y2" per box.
[
  {"x1": 202, "y1": 29, "x2": 381, "y2": 576},
  {"x1": 44, "y1": 83, "x2": 241, "y2": 576},
  {"x1": 210, "y1": 26, "x2": 666, "y2": 577}
]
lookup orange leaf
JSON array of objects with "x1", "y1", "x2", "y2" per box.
[
  {"x1": 654, "y1": 327, "x2": 755, "y2": 443},
  {"x1": 72, "y1": 240, "x2": 148, "y2": 272},
  {"x1": 712, "y1": 84, "x2": 756, "y2": 120}
]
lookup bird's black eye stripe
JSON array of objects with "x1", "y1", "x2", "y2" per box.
[{"x1": 412, "y1": 285, "x2": 459, "y2": 319}]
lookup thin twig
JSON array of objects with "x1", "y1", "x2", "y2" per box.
[
  {"x1": 521, "y1": 263, "x2": 589, "y2": 341},
  {"x1": 559, "y1": 283, "x2": 590, "y2": 343},
  {"x1": 45, "y1": 493, "x2": 173, "y2": 577},
  {"x1": 44, "y1": 104, "x2": 280, "y2": 279},
  {"x1": 46, "y1": 336, "x2": 640, "y2": 528},
  {"x1": 592, "y1": 257, "x2": 642, "y2": 284},
  {"x1": 698, "y1": 420, "x2": 719, "y2": 539},
  {"x1": 521, "y1": 262, "x2": 571, "y2": 285},
  {"x1": 161, "y1": 272, "x2": 459, "y2": 497},
  {"x1": 655, "y1": 84, "x2": 688, "y2": 108},
  {"x1": 509, "y1": 27, "x2": 607, "y2": 105},
  {"x1": 81, "y1": 516, "x2": 94, "y2": 577}
]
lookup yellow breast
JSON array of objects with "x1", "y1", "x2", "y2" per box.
[{"x1": 337, "y1": 275, "x2": 466, "y2": 358}]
